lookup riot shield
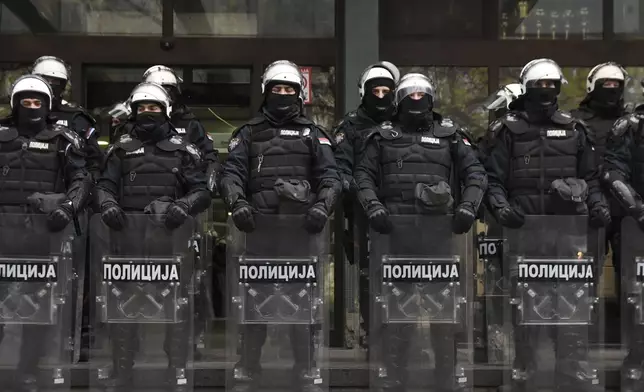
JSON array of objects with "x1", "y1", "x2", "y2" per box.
[
  {"x1": 226, "y1": 214, "x2": 330, "y2": 392},
  {"x1": 0, "y1": 213, "x2": 79, "y2": 391},
  {"x1": 620, "y1": 217, "x2": 644, "y2": 390},
  {"x1": 369, "y1": 214, "x2": 475, "y2": 392},
  {"x1": 502, "y1": 215, "x2": 604, "y2": 392},
  {"x1": 89, "y1": 213, "x2": 196, "y2": 391}
]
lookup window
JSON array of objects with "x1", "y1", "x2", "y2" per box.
[{"x1": 499, "y1": 0, "x2": 602, "y2": 40}]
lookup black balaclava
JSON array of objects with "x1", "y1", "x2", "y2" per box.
[
  {"x1": 588, "y1": 80, "x2": 624, "y2": 117},
  {"x1": 523, "y1": 80, "x2": 560, "y2": 121},
  {"x1": 362, "y1": 77, "x2": 395, "y2": 123},
  {"x1": 263, "y1": 82, "x2": 301, "y2": 124},
  {"x1": 46, "y1": 77, "x2": 66, "y2": 106},
  {"x1": 397, "y1": 94, "x2": 432, "y2": 130},
  {"x1": 14, "y1": 92, "x2": 49, "y2": 135},
  {"x1": 132, "y1": 102, "x2": 169, "y2": 142}
]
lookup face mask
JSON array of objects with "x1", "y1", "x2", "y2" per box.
[
  {"x1": 135, "y1": 112, "x2": 166, "y2": 133},
  {"x1": 398, "y1": 95, "x2": 431, "y2": 129},
  {"x1": 264, "y1": 92, "x2": 300, "y2": 120},
  {"x1": 363, "y1": 92, "x2": 394, "y2": 122},
  {"x1": 16, "y1": 103, "x2": 48, "y2": 134},
  {"x1": 524, "y1": 87, "x2": 558, "y2": 120},
  {"x1": 592, "y1": 86, "x2": 623, "y2": 106}
]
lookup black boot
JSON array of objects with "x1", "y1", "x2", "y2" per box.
[
  {"x1": 164, "y1": 321, "x2": 190, "y2": 391},
  {"x1": 104, "y1": 324, "x2": 137, "y2": 391},
  {"x1": 554, "y1": 327, "x2": 601, "y2": 392},
  {"x1": 621, "y1": 325, "x2": 644, "y2": 392},
  {"x1": 431, "y1": 325, "x2": 468, "y2": 392},
  {"x1": 16, "y1": 325, "x2": 49, "y2": 392},
  {"x1": 502, "y1": 325, "x2": 538, "y2": 392},
  {"x1": 291, "y1": 324, "x2": 324, "y2": 392},
  {"x1": 233, "y1": 325, "x2": 267, "y2": 392},
  {"x1": 375, "y1": 324, "x2": 412, "y2": 392}
]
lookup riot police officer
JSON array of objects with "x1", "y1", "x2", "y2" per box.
[
  {"x1": 483, "y1": 58, "x2": 610, "y2": 392},
  {"x1": 219, "y1": 60, "x2": 341, "y2": 392},
  {"x1": 0, "y1": 75, "x2": 91, "y2": 390},
  {"x1": 31, "y1": 56, "x2": 103, "y2": 178},
  {"x1": 94, "y1": 82, "x2": 211, "y2": 391},
  {"x1": 354, "y1": 73, "x2": 487, "y2": 392},
  {"x1": 333, "y1": 61, "x2": 399, "y2": 348},
  {"x1": 602, "y1": 81, "x2": 644, "y2": 392}
]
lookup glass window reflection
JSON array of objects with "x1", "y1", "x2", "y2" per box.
[
  {"x1": 174, "y1": 0, "x2": 334, "y2": 37},
  {"x1": 399, "y1": 67, "x2": 489, "y2": 139},
  {"x1": 499, "y1": 0, "x2": 602, "y2": 40},
  {"x1": 615, "y1": 0, "x2": 644, "y2": 39},
  {"x1": 0, "y1": 0, "x2": 162, "y2": 35}
]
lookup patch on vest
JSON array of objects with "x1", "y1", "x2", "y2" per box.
[
  {"x1": 125, "y1": 147, "x2": 144, "y2": 155},
  {"x1": 380, "y1": 122, "x2": 393, "y2": 130},
  {"x1": 280, "y1": 129, "x2": 300, "y2": 137},
  {"x1": 28, "y1": 141, "x2": 49, "y2": 150},
  {"x1": 175, "y1": 128, "x2": 186, "y2": 134},
  {"x1": 335, "y1": 132, "x2": 345, "y2": 144},
  {"x1": 170, "y1": 136, "x2": 183, "y2": 144},
  {"x1": 462, "y1": 138, "x2": 471, "y2": 146},
  {"x1": 505, "y1": 113, "x2": 519, "y2": 122},
  {"x1": 228, "y1": 137, "x2": 241, "y2": 151},
  {"x1": 318, "y1": 137, "x2": 331, "y2": 146},
  {"x1": 302, "y1": 128, "x2": 311, "y2": 137},
  {"x1": 440, "y1": 118, "x2": 454, "y2": 127},
  {"x1": 119, "y1": 134, "x2": 132, "y2": 143},
  {"x1": 546, "y1": 129, "x2": 567, "y2": 138},
  {"x1": 559, "y1": 111, "x2": 572, "y2": 119},
  {"x1": 56, "y1": 119, "x2": 68, "y2": 126},
  {"x1": 186, "y1": 144, "x2": 201, "y2": 159},
  {"x1": 421, "y1": 136, "x2": 440, "y2": 145}
]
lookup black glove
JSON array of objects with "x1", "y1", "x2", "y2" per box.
[
  {"x1": 453, "y1": 203, "x2": 477, "y2": 234},
  {"x1": 232, "y1": 200, "x2": 256, "y2": 233},
  {"x1": 495, "y1": 205, "x2": 525, "y2": 229},
  {"x1": 304, "y1": 204, "x2": 328, "y2": 234},
  {"x1": 589, "y1": 204, "x2": 611, "y2": 228},
  {"x1": 367, "y1": 203, "x2": 393, "y2": 234},
  {"x1": 47, "y1": 200, "x2": 73, "y2": 232},
  {"x1": 164, "y1": 201, "x2": 190, "y2": 230},
  {"x1": 101, "y1": 202, "x2": 126, "y2": 231}
]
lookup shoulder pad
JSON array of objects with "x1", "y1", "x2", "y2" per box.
[
  {"x1": 433, "y1": 117, "x2": 457, "y2": 137},
  {"x1": 60, "y1": 102, "x2": 97, "y2": 124},
  {"x1": 612, "y1": 116, "x2": 634, "y2": 137},
  {"x1": 292, "y1": 116, "x2": 314, "y2": 125},
  {"x1": 59, "y1": 126, "x2": 84, "y2": 150},
  {"x1": 570, "y1": 108, "x2": 594, "y2": 121},
  {"x1": 184, "y1": 143, "x2": 202, "y2": 161},
  {"x1": 157, "y1": 135, "x2": 188, "y2": 152},
  {"x1": 315, "y1": 125, "x2": 334, "y2": 142},
  {"x1": 551, "y1": 110, "x2": 574, "y2": 125},
  {"x1": 348, "y1": 111, "x2": 357, "y2": 119},
  {"x1": 501, "y1": 112, "x2": 527, "y2": 134},
  {"x1": 377, "y1": 122, "x2": 402, "y2": 140},
  {"x1": 489, "y1": 119, "x2": 504, "y2": 134},
  {"x1": 246, "y1": 116, "x2": 266, "y2": 126},
  {"x1": 115, "y1": 133, "x2": 143, "y2": 152},
  {"x1": 0, "y1": 126, "x2": 18, "y2": 142}
]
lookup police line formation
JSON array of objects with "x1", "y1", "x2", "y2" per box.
[{"x1": 0, "y1": 56, "x2": 641, "y2": 392}]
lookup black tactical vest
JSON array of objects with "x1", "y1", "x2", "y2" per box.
[
  {"x1": 571, "y1": 107, "x2": 619, "y2": 165},
  {"x1": 0, "y1": 125, "x2": 79, "y2": 205},
  {"x1": 502, "y1": 111, "x2": 579, "y2": 214},
  {"x1": 52, "y1": 102, "x2": 95, "y2": 139},
  {"x1": 245, "y1": 118, "x2": 315, "y2": 213},
  {"x1": 616, "y1": 113, "x2": 644, "y2": 196},
  {"x1": 375, "y1": 119, "x2": 457, "y2": 215},
  {"x1": 109, "y1": 134, "x2": 200, "y2": 210}
]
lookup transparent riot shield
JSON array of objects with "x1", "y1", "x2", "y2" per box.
[
  {"x1": 89, "y1": 213, "x2": 196, "y2": 391},
  {"x1": 369, "y1": 215, "x2": 475, "y2": 392},
  {"x1": 0, "y1": 213, "x2": 79, "y2": 391},
  {"x1": 620, "y1": 217, "x2": 644, "y2": 390},
  {"x1": 226, "y1": 214, "x2": 330, "y2": 392},
  {"x1": 502, "y1": 215, "x2": 604, "y2": 392}
]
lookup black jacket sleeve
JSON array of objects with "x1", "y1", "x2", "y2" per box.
[
  {"x1": 454, "y1": 133, "x2": 488, "y2": 209},
  {"x1": 175, "y1": 146, "x2": 211, "y2": 215},
  {"x1": 482, "y1": 126, "x2": 512, "y2": 210},
  {"x1": 62, "y1": 139, "x2": 92, "y2": 212},
  {"x1": 575, "y1": 122, "x2": 604, "y2": 208},
  {"x1": 310, "y1": 127, "x2": 342, "y2": 214},
  {"x1": 95, "y1": 145, "x2": 122, "y2": 205},
  {"x1": 333, "y1": 120, "x2": 357, "y2": 189},
  {"x1": 354, "y1": 134, "x2": 382, "y2": 211},
  {"x1": 219, "y1": 126, "x2": 251, "y2": 209},
  {"x1": 604, "y1": 118, "x2": 634, "y2": 181}
]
